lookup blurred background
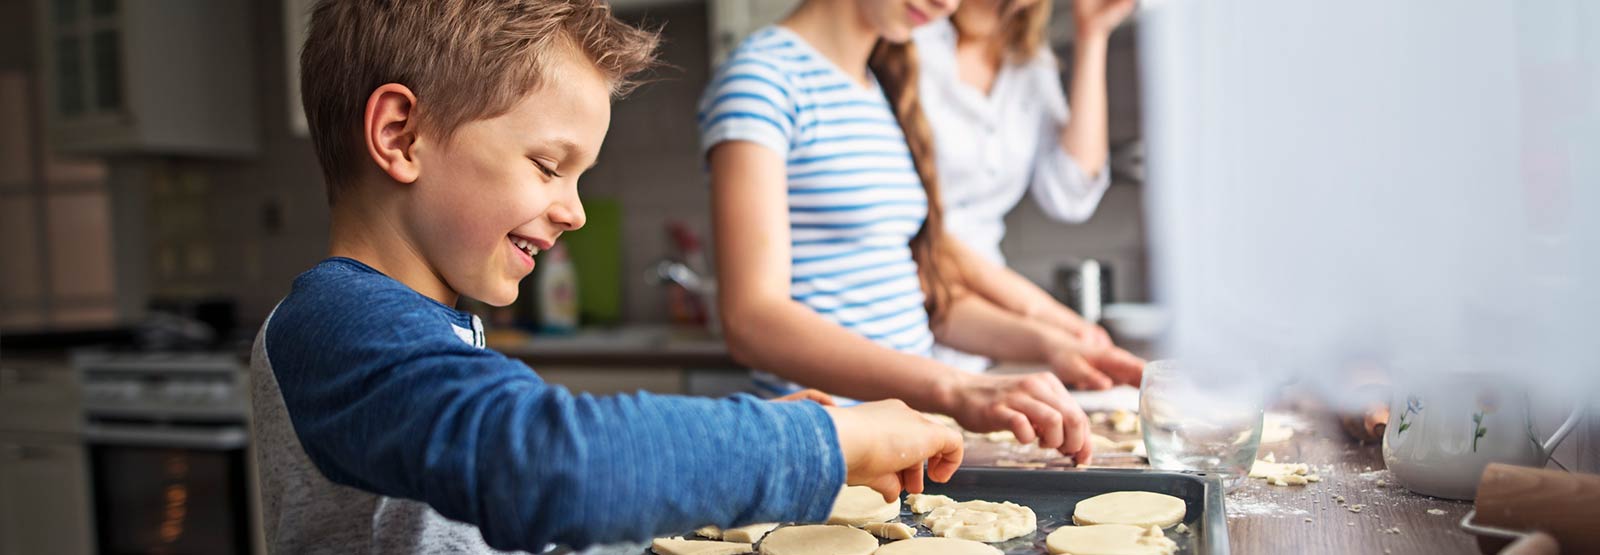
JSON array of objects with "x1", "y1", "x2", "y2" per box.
[
  {"x1": 2, "y1": 0, "x2": 1597, "y2": 554},
  {"x1": 0, "y1": 1, "x2": 1142, "y2": 553}
]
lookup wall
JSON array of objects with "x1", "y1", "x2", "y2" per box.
[{"x1": 89, "y1": 1, "x2": 1147, "y2": 331}]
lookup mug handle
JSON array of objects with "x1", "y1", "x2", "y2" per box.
[{"x1": 1540, "y1": 404, "x2": 1586, "y2": 456}]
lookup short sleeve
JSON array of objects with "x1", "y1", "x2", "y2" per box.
[{"x1": 698, "y1": 54, "x2": 799, "y2": 159}]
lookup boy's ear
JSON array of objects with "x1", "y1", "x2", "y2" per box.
[{"x1": 364, "y1": 83, "x2": 423, "y2": 184}]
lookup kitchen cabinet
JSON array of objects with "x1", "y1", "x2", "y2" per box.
[
  {"x1": 36, "y1": 0, "x2": 257, "y2": 157},
  {"x1": 707, "y1": 0, "x2": 799, "y2": 65},
  {"x1": 0, "y1": 437, "x2": 93, "y2": 555},
  {"x1": 0, "y1": 360, "x2": 81, "y2": 435}
]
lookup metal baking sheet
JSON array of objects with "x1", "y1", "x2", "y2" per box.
[
  {"x1": 576, "y1": 467, "x2": 1227, "y2": 555},
  {"x1": 915, "y1": 467, "x2": 1228, "y2": 555}
]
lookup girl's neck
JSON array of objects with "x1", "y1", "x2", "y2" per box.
[{"x1": 782, "y1": 0, "x2": 879, "y2": 86}]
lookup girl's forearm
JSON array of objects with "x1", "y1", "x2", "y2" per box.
[
  {"x1": 721, "y1": 294, "x2": 964, "y2": 413},
  {"x1": 930, "y1": 293, "x2": 1062, "y2": 364}
]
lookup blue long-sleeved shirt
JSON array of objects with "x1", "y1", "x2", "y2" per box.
[{"x1": 249, "y1": 258, "x2": 845, "y2": 553}]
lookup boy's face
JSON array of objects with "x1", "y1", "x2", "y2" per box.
[{"x1": 405, "y1": 47, "x2": 606, "y2": 307}]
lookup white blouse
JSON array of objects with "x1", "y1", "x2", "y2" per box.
[{"x1": 913, "y1": 19, "x2": 1111, "y2": 266}]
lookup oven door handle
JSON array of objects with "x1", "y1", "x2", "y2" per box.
[{"x1": 83, "y1": 423, "x2": 249, "y2": 450}]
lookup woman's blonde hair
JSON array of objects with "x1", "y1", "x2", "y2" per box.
[
  {"x1": 982, "y1": 0, "x2": 1054, "y2": 63},
  {"x1": 869, "y1": 41, "x2": 963, "y2": 324}
]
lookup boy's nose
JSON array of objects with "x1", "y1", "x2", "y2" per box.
[{"x1": 548, "y1": 197, "x2": 586, "y2": 232}]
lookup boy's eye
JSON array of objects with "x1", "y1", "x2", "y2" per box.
[{"x1": 530, "y1": 158, "x2": 562, "y2": 179}]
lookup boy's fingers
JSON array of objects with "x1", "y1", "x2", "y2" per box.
[
  {"x1": 899, "y1": 463, "x2": 925, "y2": 494},
  {"x1": 866, "y1": 474, "x2": 902, "y2": 503},
  {"x1": 926, "y1": 428, "x2": 964, "y2": 483}
]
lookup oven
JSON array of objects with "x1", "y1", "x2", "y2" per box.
[{"x1": 76, "y1": 351, "x2": 261, "y2": 555}]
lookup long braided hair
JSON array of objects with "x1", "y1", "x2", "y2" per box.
[{"x1": 868, "y1": 40, "x2": 962, "y2": 324}]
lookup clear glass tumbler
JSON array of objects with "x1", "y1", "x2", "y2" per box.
[{"x1": 1139, "y1": 359, "x2": 1266, "y2": 488}]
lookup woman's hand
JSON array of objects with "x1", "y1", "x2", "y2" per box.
[
  {"x1": 825, "y1": 400, "x2": 965, "y2": 502},
  {"x1": 938, "y1": 371, "x2": 1094, "y2": 463},
  {"x1": 1073, "y1": 0, "x2": 1138, "y2": 40},
  {"x1": 1044, "y1": 327, "x2": 1144, "y2": 390}
]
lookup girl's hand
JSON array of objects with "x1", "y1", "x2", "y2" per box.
[
  {"x1": 940, "y1": 371, "x2": 1094, "y2": 463},
  {"x1": 1073, "y1": 0, "x2": 1138, "y2": 39},
  {"x1": 770, "y1": 388, "x2": 838, "y2": 406},
  {"x1": 824, "y1": 400, "x2": 965, "y2": 502}
]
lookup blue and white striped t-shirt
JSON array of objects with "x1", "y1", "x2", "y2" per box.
[{"x1": 699, "y1": 26, "x2": 935, "y2": 396}]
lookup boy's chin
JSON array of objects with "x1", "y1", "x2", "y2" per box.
[{"x1": 470, "y1": 284, "x2": 521, "y2": 308}]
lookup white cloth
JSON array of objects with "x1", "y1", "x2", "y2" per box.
[
  {"x1": 914, "y1": 19, "x2": 1112, "y2": 372},
  {"x1": 914, "y1": 18, "x2": 1112, "y2": 266}
]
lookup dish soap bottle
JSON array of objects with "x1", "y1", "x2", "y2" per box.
[{"x1": 537, "y1": 242, "x2": 579, "y2": 334}]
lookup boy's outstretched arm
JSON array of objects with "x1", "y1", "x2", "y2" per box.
[
  {"x1": 265, "y1": 285, "x2": 964, "y2": 550},
  {"x1": 265, "y1": 289, "x2": 847, "y2": 551}
]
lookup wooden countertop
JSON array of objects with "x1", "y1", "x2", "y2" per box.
[
  {"x1": 489, "y1": 325, "x2": 740, "y2": 369},
  {"x1": 960, "y1": 401, "x2": 1480, "y2": 554}
]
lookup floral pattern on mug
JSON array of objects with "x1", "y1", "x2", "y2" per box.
[
  {"x1": 1397, "y1": 395, "x2": 1424, "y2": 435},
  {"x1": 1471, "y1": 391, "x2": 1499, "y2": 452}
]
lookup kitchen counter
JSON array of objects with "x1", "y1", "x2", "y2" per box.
[
  {"x1": 962, "y1": 399, "x2": 1479, "y2": 554},
  {"x1": 490, "y1": 325, "x2": 739, "y2": 369}
]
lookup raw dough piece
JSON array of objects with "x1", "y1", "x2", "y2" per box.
[
  {"x1": 1109, "y1": 410, "x2": 1140, "y2": 434},
  {"x1": 1260, "y1": 413, "x2": 1295, "y2": 444},
  {"x1": 696, "y1": 523, "x2": 779, "y2": 543},
  {"x1": 1090, "y1": 434, "x2": 1122, "y2": 452},
  {"x1": 651, "y1": 536, "x2": 753, "y2": 555},
  {"x1": 1045, "y1": 524, "x2": 1178, "y2": 555},
  {"x1": 905, "y1": 493, "x2": 957, "y2": 514},
  {"x1": 1071, "y1": 492, "x2": 1186, "y2": 528},
  {"x1": 1248, "y1": 454, "x2": 1317, "y2": 486},
  {"x1": 863, "y1": 522, "x2": 916, "y2": 540},
  {"x1": 922, "y1": 500, "x2": 1037, "y2": 542},
  {"x1": 828, "y1": 486, "x2": 901, "y2": 525},
  {"x1": 757, "y1": 525, "x2": 877, "y2": 555},
  {"x1": 1090, "y1": 434, "x2": 1145, "y2": 455},
  {"x1": 873, "y1": 537, "x2": 1003, "y2": 555}
]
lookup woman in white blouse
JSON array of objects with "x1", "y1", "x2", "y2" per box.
[{"x1": 915, "y1": 0, "x2": 1143, "y2": 387}]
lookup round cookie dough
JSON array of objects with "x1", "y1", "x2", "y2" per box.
[
  {"x1": 827, "y1": 486, "x2": 901, "y2": 526},
  {"x1": 1071, "y1": 492, "x2": 1186, "y2": 528},
  {"x1": 1045, "y1": 524, "x2": 1178, "y2": 555},
  {"x1": 758, "y1": 525, "x2": 877, "y2": 555},
  {"x1": 873, "y1": 537, "x2": 1003, "y2": 555}
]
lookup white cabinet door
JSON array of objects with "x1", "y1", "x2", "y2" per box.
[
  {"x1": 0, "y1": 439, "x2": 93, "y2": 555},
  {"x1": 708, "y1": 0, "x2": 801, "y2": 64}
]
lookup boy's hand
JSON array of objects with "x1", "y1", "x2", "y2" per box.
[
  {"x1": 824, "y1": 400, "x2": 964, "y2": 502},
  {"x1": 770, "y1": 388, "x2": 838, "y2": 406}
]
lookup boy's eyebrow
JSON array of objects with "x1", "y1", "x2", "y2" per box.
[{"x1": 543, "y1": 138, "x2": 600, "y2": 171}]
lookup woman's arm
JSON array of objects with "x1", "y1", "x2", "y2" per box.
[
  {"x1": 710, "y1": 141, "x2": 1092, "y2": 458},
  {"x1": 1060, "y1": 0, "x2": 1136, "y2": 176},
  {"x1": 939, "y1": 237, "x2": 1145, "y2": 388}
]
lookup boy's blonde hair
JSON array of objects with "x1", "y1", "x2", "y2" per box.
[{"x1": 300, "y1": 0, "x2": 659, "y2": 204}]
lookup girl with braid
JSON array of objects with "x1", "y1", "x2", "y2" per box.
[{"x1": 699, "y1": 0, "x2": 1098, "y2": 462}]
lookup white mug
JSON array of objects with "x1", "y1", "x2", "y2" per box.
[{"x1": 1382, "y1": 373, "x2": 1583, "y2": 500}]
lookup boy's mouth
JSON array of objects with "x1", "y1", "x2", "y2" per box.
[{"x1": 509, "y1": 235, "x2": 542, "y2": 259}]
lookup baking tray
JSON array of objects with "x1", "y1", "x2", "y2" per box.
[
  {"x1": 584, "y1": 467, "x2": 1227, "y2": 555},
  {"x1": 916, "y1": 467, "x2": 1228, "y2": 555}
]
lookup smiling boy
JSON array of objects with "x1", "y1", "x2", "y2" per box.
[{"x1": 252, "y1": 1, "x2": 964, "y2": 553}]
